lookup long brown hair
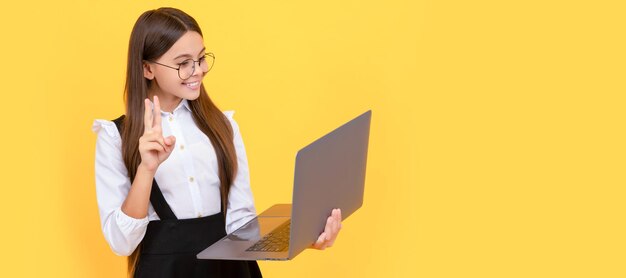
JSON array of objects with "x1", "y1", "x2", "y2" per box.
[{"x1": 121, "y1": 7, "x2": 238, "y2": 277}]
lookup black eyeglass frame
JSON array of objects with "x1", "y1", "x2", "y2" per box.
[{"x1": 146, "y1": 52, "x2": 215, "y2": 80}]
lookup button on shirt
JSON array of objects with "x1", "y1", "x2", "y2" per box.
[{"x1": 92, "y1": 99, "x2": 257, "y2": 256}]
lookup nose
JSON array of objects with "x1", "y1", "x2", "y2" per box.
[{"x1": 191, "y1": 61, "x2": 203, "y2": 78}]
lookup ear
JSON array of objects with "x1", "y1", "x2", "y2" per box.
[{"x1": 143, "y1": 62, "x2": 155, "y2": 80}]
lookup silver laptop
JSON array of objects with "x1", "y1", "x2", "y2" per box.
[{"x1": 197, "y1": 110, "x2": 371, "y2": 261}]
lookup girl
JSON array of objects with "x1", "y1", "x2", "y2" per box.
[{"x1": 92, "y1": 7, "x2": 342, "y2": 278}]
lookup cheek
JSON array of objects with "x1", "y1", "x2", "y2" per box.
[
  {"x1": 158, "y1": 75, "x2": 201, "y2": 98},
  {"x1": 157, "y1": 74, "x2": 183, "y2": 90}
]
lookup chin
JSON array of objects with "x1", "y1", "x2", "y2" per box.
[{"x1": 182, "y1": 91, "x2": 201, "y2": 101}]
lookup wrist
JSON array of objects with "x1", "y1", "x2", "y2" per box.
[{"x1": 138, "y1": 162, "x2": 157, "y2": 176}]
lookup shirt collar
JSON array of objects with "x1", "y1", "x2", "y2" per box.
[
  {"x1": 149, "y1": 98, "x2": 192, "y2": 114},
  {"x1": 177, "y1": 98, "x2": 191, "y2": 113}
]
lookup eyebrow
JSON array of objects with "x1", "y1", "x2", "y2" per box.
[{"x1": 173, "y1": 47, "x2": 206, "y2": 60}]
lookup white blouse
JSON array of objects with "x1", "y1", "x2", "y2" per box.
[{"x1": 92, "y1": 98, "x2": 257, "y2": 256}]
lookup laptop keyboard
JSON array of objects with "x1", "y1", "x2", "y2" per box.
[{"x1": 246, "y1": 220, "x2": 291, "y2": 252}]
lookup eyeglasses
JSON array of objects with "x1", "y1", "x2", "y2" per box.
[{"x1": 147, "y1": 53, "x2": 215, "y2": 80}]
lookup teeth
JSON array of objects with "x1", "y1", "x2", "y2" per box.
[{"x1": 185, "y1": 81, "x2": 200, "y2": 87}]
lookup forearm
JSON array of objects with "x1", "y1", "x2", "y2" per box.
[{"x1": 121, "y1": 163, "x2": 155, "y2": 219}]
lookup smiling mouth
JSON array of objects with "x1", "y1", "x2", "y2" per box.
[{"x1": 183, "y1": 81, "x2": 200, "y2": 89}]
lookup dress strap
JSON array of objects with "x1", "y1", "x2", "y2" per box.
[{"x1": 112, "y1": 115, "x2": 178, "y2": 220}]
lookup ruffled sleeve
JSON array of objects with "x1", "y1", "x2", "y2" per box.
[
  {"x1": 222, "y1": 111, "x2": 258, "y2": 233},
  {"x1": 92, "y1": 119, "x2": 149, "y2": 256}
]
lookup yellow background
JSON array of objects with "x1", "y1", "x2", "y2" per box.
[{"x1": 0, "y1": 0, "x2": 624, "y2": 277}]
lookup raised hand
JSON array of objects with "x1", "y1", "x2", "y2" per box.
[{"x1": 138, "y1": 95, "x2": 176, "y2": 172}]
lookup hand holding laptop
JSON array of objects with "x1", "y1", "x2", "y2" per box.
[
  {"x1": 197, "y1": 110, "x2": 371, "y2": 261},
  {"x1": 311, "y1": 208, "x2": 343, "y2": 250}
]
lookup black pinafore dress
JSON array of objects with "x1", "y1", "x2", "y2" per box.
[{"x1": 113, "y1": 115, "x2": 262, "y2": 278}]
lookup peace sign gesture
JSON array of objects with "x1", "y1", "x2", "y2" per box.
[{"x1": 138, "y1": 95, "x2": 176, "y2": 173}]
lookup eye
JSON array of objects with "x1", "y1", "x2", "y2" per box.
[
  {"x1": 179, "y1": 60, "x2": 191, "y2": 67},
  {"x1": 199, "y1": 55, "x2": 206, "y2": 62}
]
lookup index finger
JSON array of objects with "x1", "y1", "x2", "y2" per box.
[
  {"x1": 153, "y1": 95, "x2": 162, "y2": 129},
  {"x1": 143, "y1": 98, "x2": 152, "y2": 132}
]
